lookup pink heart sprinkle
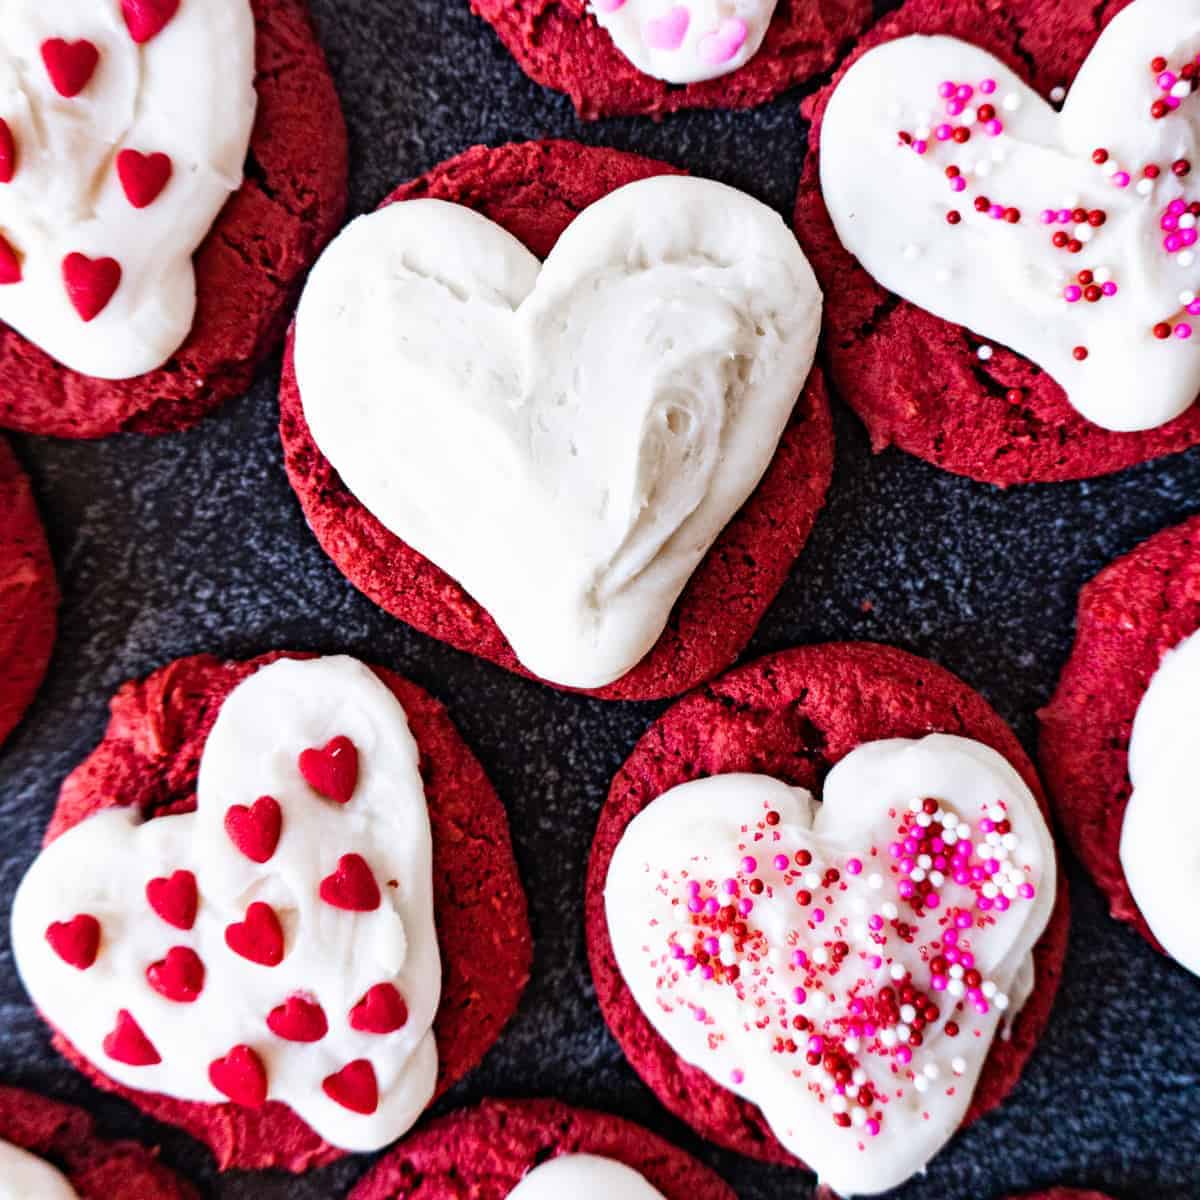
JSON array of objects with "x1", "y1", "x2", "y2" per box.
[
  {"x1": 644, "y1": 5, "x2": 690, "y2": 50},
  {"x1": 698, "y1": 16, "x2": 747, "y2": 64}
]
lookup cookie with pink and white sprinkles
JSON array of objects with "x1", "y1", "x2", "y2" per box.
[
  {"x1": 796, "y1": 0, "x2": 1200, "y2": 483},
  {"x1": 588, "y1": 642, "x2": 1070, "y2": 1195}
]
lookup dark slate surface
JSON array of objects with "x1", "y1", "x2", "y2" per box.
[{"x1": 1, "y1": 1, "x2": 1199, "y2": 1197}]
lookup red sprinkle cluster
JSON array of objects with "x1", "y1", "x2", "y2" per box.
[
  {"x1": 0, "y1": 7, "x2": 181, "y2": 318},
  {"x1": 42, "y1": 734, "x2": 404, "y2": 1117},
  {"x1": 1149, "y1": 53, "x2": 1200, "y2": 120},
  {"x1": 651, "y1": 793, "x2": 1039, "y2": 1145}
]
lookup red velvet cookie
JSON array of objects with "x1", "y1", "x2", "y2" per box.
[
  {"x1": 280, "y1": 139, "x2": 834, "y2": 702},
  {"x1": 471, "y1": 0, "x2": 871, "y2": 119},
  {"x1": 1039, "y1": 516, "x2": 1200, "y2": 948},
  {"x1": 33, "y1": 651, "x2": 532, "y2": 1173},
  {"x1": 794, "y1": 0, "x2": 1200, "y2": 485},
  {"x1": 0, "y1": 1085, "x2": 195, "y2": 1198},
  {"x1": 587, "y1": 641, "x2": 1070, "y2": 1165},
  {"x1": 0, "y1": 438, "x2": 57, "y2": 745},
  {"x1": 347, "y1": 1098, "x2": 736, "y2": 1199},
  {"x1": 0, "y1": 0, "x2": 347, "y2": 439}
]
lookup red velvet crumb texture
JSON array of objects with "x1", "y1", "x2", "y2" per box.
[
  {"x1": 795, "y1": 0, "x2": 1200, "y2": 485},
  {"x1": 1039, "y1": 514, "x2": 1200, "y2": 950},
  {"x1": 0, "y1": 1085, "x2": 195, "y2": 1199},
  {"x1": 347, "y1": 1098, "x2": 736, "y2": 1200},
  {"x1": 40, "y1": 651, "x2": 532, "y2": 1173},
  {"x1": 470, "y1": 0, "x2": 872, "y2": 119},
  {"x1": 0, "y1": 0, "x2": 347, "y2": 439},
  {"x1": 280, "y1": 139, "x2": 834, "y2": 702},
  {"x1": 0, "y1": 437, "x2": 57, "y2": 745},
  {"x1": 586, "y1": 641, "x2": 1070, "y2": 1166}
]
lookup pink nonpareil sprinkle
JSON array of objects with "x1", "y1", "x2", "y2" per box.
[
  {"x1": 847, "y1": 858, "x2": 863, "y2": 876},
  {"x1": 895, "y1": 1045, "x2": 913, "y2": 1064},
  {"x1": 730, "y1": 1069, "x2": 745, "y2": 1085},
  {"x1": 773, "y1": 854, "x2": 789, "y2": 871},
  {"x1": 980, "y1": 78, "x2": 997, "y2": 94},
  {"x1": 741, "y1": 856, "x2": 758, "y2": 874},
  {"x1": 738, "y1": 898, "x2": 754, "y2": 916}
]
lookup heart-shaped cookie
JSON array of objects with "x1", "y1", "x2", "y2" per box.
[
  {"x1": 588, "y1": 0, "x2": 776, "y2": 84},
  {"x1": 0, "y1": 0, "x2": 256, "y2": 379},
  {"x1": 821, "y1": 0, "x2": 1200, "y2": 434},
  {"x1": 1040, "y1": 514, "x2": 1200, "y2": 970},
  {"x1": 293, "y1": 174, "x2": 821, "y2": 690},
  {"x1": 12, "y1": 655, "x2": 442, "y2": 1154},
  {"x1": 605, "y1": 733, "x2": 1056, "y2": 1195}
]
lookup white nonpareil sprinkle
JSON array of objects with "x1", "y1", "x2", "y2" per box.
[
  {"x1": 952, "y1": 1057, "x2": 967, "y2": 1075},
  {"x1": 977, "y1": 345, "x2": 994, "y2": 361},
  {"x1": 890, "y1": 962, "x2": 907, "y2": 981},
  {"x1": 1137, "y1": 179, "x2": 1156, "y2": 196},
  {"x1": 914, "y1": 1075, "x2": 930, "y2": 1093},
  {"x1": 1050, "y1": 85, "x2": 1066, "y2": 102},
  {"x1": 1180, "y1": 251, "x2": 1196, "y2": 268},
  {"x1": 1002, "y1": 92, "x2": 1020, "y2": 112},
  {"x1": 868, "y1": 873, "x2": 883, "y2": 890}
]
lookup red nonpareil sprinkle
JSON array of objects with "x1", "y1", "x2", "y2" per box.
[
  {"x1": 1154, "y1": 322, "x2": 1173, "y2": 340},
  {"x1": 1092, "y1": 148, "x2": 1108, "y2": 164},
  {"x1": 0, "y1": 119, "x2": 15, "y2": 184},
  {"x1": 1174, "y1": 159, "x2": 1192, "y2": 177},
  {"x1": 1073, "y1": 346, "x2": 1089, "y2": 360}
]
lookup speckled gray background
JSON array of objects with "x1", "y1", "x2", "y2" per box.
[{"x1": 1, "y1": 1, "x2": 1199, "y2": 1197}]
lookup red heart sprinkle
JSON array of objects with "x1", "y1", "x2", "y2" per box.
[
  {"x1": 299, "y1": 736, "x2": 359, "y2": 805},
  {"x1": 321, "y1": 1059, "x2": 378, "y2": 1114},
  {"x1": 349, "y1": 983, "x2": 408, "y2": 1035},
  {"x1": 116, "y1": 149, "x2": 172, "y2": 208},
  {"x1": 62, "y1": 253, "x2": 121, "y2": 322},
  {"x1": 146, "y1": 946, "x2": 205, "y2": 1003},
  {"x1": 103, "y1": 1010, "x2": 160, "y2": 1066},
  {"x1": 267, "y1": 994, "x2": 328, "y2": 1043},
  {"x1": 224, "y1": 796, "x2": 282, "y2": 863},
  {"x1": 225, "y1": 901, "x2": 284, "y2": 967},
  {"x1": 121, "y1": 0, "x2": 180, "y2": 44},
  {"x1": 145, "y1": 869, "x2": 197, "y2": 930},
  {"x1": 41, "y1": 39, "x2": 99, "y2": 98},
  {"x1": 319, "y1": 854, "x2": 381, "y2": 912},
  {"x1": 0, "y1": 234, "x2": 22, "y2": 286},
  {"x1": 208, "y1": 1044, "x2": 268, "y2": 1108},
  {"x1": 0, "y1": 119, "x2": 15, "y2": 183},
  {"x1": 45, "y1": 914, "x2": 100, "y2": 970}
]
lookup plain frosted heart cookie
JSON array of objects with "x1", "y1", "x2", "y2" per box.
[
  {"x1": 470, "y1": 0, "x2": 871, "y2": 119},
  {"x1": 12, "y1": 652, "x2": 531, "y2": 1173},
  {"x1": 346, "y1": 1098, "x2": 737, "y2": 1200},
  {"x1": 0, "y1": 1085, "x2": 196, "y2": 1199},
  {"x1": 795, "y1": 0, "x2": 1200, "y2": 483},
  {"x1": 1040, "y1": 515, "x2": 1200, "y2": 976},
  {"x1": 587, "y1": 642, "x2": 1070, "y2": 1190},
  {"x1": 0, "y1": 0, "x2": 346, "y2": 438},
  {"x1": 281, "y1": 140, "x2": 833, "y2": 700},
  {"x1": 0, "y1": 436, "x2": 56, "y2": 746}
]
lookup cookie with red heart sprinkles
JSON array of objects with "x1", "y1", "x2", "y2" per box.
[
  {"x1": 347, "y1": 1098, "x2": 737, "y2": 1199},
  {"x1": 11, "y1": 651, "x2": 531, "y2": 1173},
  {"x1": 587, "y1": 642, "x2": 1070, "y2": 1194},
  {"x1": 471, "y1": 0, "x2": 871, "y2": 119},
  {"x1": 0, "y1": 0, "x2": 346, "y2": 438},
  {"x1": 1040, "y1": 515, "x2": 1200, "y2": 975},
  {"x1": 0, "y1": 1085, "x2": 195, "y2": 1198},
  {"x1": 280, "y1": 139, "x2": 834, "y2": 701},
  {"x1": 794, "y1": 0, "x2": 1200, "y2": 484},
  {"x1": 0, "y1": 436, "x2": 57, "y2": 746}
]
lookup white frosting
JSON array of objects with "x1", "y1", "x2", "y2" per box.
[
  {"x1": 820, "y1": 0, "x2": 1200, "y2": 433},
  {"x1": 1122, "y1": 627, "x2": 1200, "y2": 976},
  {"x1": 11, "y1": 656, "x2": 441, "y2": 1153},
  {"x1": 507, "y1": 1154, "x2": 666, "y2": 1200},
  {"x1": 0, "y1": 0, "x2": 256, "y2": 379},
  {"x1": 605, "y1": 734, "x2": 1056, "y2": 1197},
  {"x1": 0, "y1": 1140, "x2": 77, "y2": 1200},
  {"x1": 294, "y1": 175, "x2": 821, "y2": 689},
  {"x1": 588, "y1": 0, "x2": 778, "y2": 84}
]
